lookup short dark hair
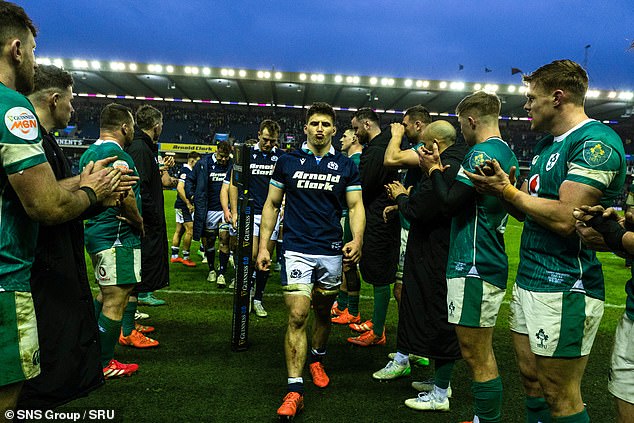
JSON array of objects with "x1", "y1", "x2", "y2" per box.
[
  {"x1": 404, "y1": 105, "x2": 432, "y2": 125},
  {"x1": 523, "y1": 59, "x2": 588, "y2": 106},
  {"x1": 187, "y1": 151, "x2": 201, "y2": 160},
  {"x1": 353, "y1": 108, "x2": 379, "y2": 125},
  {"x1": 0, "y1": 1, "x2": 37, "y2": 45},
  {"x1": 100, "y1": 103, "x2": 133, "y2": 131},
  {"x1": 135, "y1": 105, "x2": 162, "y2": 131},
  {"x1": 455, "y1": 91, "x2": 501, "y2": 118},
  {"x1": 306, "y1": 102, "x2": 336, "y2": 123},
  {"x1": 216, "y1": 141, "x2": 231, "y2": 156},
  {"x1": 32, "y1": 64, "x2": 73, "y2": 94},
  {"x1": 259, "y1": 119, "x2": 280, "y2": 135}
]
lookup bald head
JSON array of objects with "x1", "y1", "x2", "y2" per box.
[{"x1": 422, "y1": 120, "x2": 456, "y2": 150}]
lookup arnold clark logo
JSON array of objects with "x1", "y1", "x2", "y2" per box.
[{"x1": 5, "y1": 107, "x2": 38, "y2": 140}]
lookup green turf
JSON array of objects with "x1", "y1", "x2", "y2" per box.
[{"x1": 62, "y1": 190, "x2": 625, "y2": 422}]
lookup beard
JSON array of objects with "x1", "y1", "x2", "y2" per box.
[
  {"x1": 14, "y1": 61, "x2": 35, "y2": 95},
  {"x1": 356, "y1": 131, "x2": 370, "y2": 145}
]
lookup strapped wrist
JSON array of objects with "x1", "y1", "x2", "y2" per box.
[
  {"x1": 79, "y1": 186, "x2": 97, "y2": 207},
  {"x1": 501, "y1": 184, "x2": 520, "y2": 202}
]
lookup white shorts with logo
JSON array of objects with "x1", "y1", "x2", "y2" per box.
[
  {"x1": 175, "y1": 208, "x2": 194, "y2": 224},
  {"x1": 608, "y1": 312, "x2": 634, "y2": 404},
  {"x1": 91, "y1": 246, "x2": 142, "y2": 286},
  {"x1": 205, "y1": 210, "x2": 225, "y2": 231},
  {"x1": 509, "y1": 284, "x2": 604, "y2": 357},
  {"x1": 253, "y1": 214, "x2": 281, "y2": 241},
  {"x1": 446, "y1": 276, "x2": 506, "y2": 327},
  {"x1": 282, "y1": 250, "x2": 342, "y2": 297}
]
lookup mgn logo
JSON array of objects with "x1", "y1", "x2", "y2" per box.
[{"x1": 5, "y1": 107, "x2": 38, "y2": 140}]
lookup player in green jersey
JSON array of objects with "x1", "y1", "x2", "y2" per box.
[
  {"x1": 466, "y1": 60, "x2": 626, "y2": 423},
  {"x1": 82, "y1": 104, "x2": 145, "y2": 379},
  {"x1": 418, "y1": 91, "x2": 518, "y2": 421}
]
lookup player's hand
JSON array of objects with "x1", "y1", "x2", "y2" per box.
[
  {"x1": 342, "y1": 240, "x2": 361, "y2": 265},
  {"x1": 79, "y1": 161, "x2": 122, "y2": 202},
  {"x1": 390, "y1": 122, "x2": 405, "y2": 139},
  {"x1": 385, "y1": 181, "x2": 408, "y2": 201},
  {"x1": 463, "y1": 159, "x2": 510, "y2": 196},
  {"x1": 93, "y1": 156, "x2": 137, "y2": 193},
  {"x1": 117, "y1": 215, "x2": 145, "y2": 238},
  {"x1": 256, "y1": 250, "x2": 271, "y2": 271},
  {"x1": 187, "y1": 203, "x2": 195, "y2": 214},
  {"x1": 417, "y1": 142, "x2": 448, "y2": 174},
  {"x1": 93, "y1": 156, "x2": 118, "y2": 172},
  {"x1": 101, "y1": 191, "x2": 126, "y2": 208},
  {"x1": 223, "y1": 209, "x2": 232, "y2": 224},
  {"x1": 574, "y1": 221, "x2": 611, "y2": 251},
  {"x1": 383, "y1": 205, "x2": 398, "y2": 223},
  {"x1": 163, "y1": 156, "x2": 175, "y2": 169}
]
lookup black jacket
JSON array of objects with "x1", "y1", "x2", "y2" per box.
[
  {"x1": 358, "y1": 128, "x2": 401, "y2": 285},
  {"x1": 125, "y1": 129, "x2": 169, "y2": 293},
  {"x1": 18, "y1": 130, "x2": 103, "y2": 409}
]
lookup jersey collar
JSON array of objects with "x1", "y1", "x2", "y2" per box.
[
  {"x1": 254, "y1": 143, "x2": 277, "y2": 153},
  {"x1": 301, "y1": 142, "x2": 335, "y2": 157},
  {"x1": 553, "y1": 119, "x2": 595, "y2": 143}
]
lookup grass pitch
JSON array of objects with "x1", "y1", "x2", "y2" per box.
[{"x1": 61, "y1": 190, "x2": 627, "y2": 422}]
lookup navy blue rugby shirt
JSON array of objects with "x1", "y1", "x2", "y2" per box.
[
  {"x1": 207, "y1": 154, "x2": 231, "y2": 211},
  {"x1": 270, "y1": 143, "x2": 361, "y2": 256},
  {"x1": 174, "y1": 163, "x2": 193, "y2": 209},
  {"x1": 249, "y1": 143, "x2": 283, "y2": 214}
]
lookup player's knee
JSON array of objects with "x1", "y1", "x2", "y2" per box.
[{"x1": 287, "y1": 306, "x2": 309, "y2": 329}]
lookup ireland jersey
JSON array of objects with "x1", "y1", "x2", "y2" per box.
[
  {"x1": 80, "y1": 140, "x2": 142, "y2": 254},
  {"x1": 448, "y1": 138, "x2": 519, "y2": 288},
  {"x1": 517, "y1": 119, "x2": 626, "y2": 299},
  {"x1": 0, "y1": 83, "x2": 47, "y2": 292}
]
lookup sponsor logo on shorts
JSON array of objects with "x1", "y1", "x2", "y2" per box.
[
  {"x1": 5, "y1": 107, "x2": 39, "y2": 140},
  {"x1": 290, "y1": 269, "x2": 302, "y2": 279},
  {"x1": 535, "y1": 328, "x2": 549, "y2": 349},
  {"x1": 32, "y1": 349, "x2": 40, "y2": 366},
  {"x1": 448, "y1": 301, "x2": 455, "y2": 317},
  {"x1": 98, "y1": 266, "x2": 110, "y2": 281}
]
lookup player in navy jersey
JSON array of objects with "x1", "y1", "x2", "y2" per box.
[
  {"x1": 186, "y1": 142, "x2": 233, "y2": 286},
  {"x1": 230, "y1": 120, "x2": 283, "y2": 317},
  {"x1": 170, "y1": 152, "x2": 200, "y2": 266},
  {"x1": 256, "y1": 103, "x2": 365, "y2": 419}
]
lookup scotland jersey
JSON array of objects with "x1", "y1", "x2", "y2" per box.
[
  {"x1": 206, "y1": 154, "x2": 231, "y2": 211},
  {"x1": 174, "y1": 163, "x2": 193, "y2": 209},
  {"x1": 270, "y1": 144, "x2": 361, "y2": 256},
  {"x1": 517, "y1": 119, "x2": 626, "y2": 300},
  {"x1": 249, "y1": 144, "x2": 282, "y2": 214}
]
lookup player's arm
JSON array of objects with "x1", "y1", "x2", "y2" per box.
[
  {"x1": 220, "y1": 181, "x2": 232, "y2": 223},
  {"x1": 383, "y1": 123, "x2": 419, "y2": 168},
  {"x1": 466, "y1": 159, "x2": 602, "y2": 236},
  {"x1": 9, "y1": 160, "x2": 120, "y2": 226},
  {"x1": 256, "y1": 184, "x2": 284, "y2": 271},
  {"x1": 177, "y1": 180, "x2": 193, "y2": 212},
  {"x1": 229, "y1": 169, "x2": 239, "y2": 225},
  {"x1": 118, "y1": 188, "x2": 144, "y2": 235},
  {"x1": 184, "y1": 163, "x2": 198, "y2": 204},
  {"x1": 344, "y1": 190, "x2": 365, "y2": 265}
]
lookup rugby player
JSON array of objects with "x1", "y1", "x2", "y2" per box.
[{"x1": 171, "y1": 151, "x2": 201, "y2": 266}]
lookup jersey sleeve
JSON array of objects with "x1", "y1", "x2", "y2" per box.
[
  {"x1": 1, "y1": 102, "x2": 46, "y2": 174},
  {"x1": 566, "y1": 130, "x2": 624, "y2": 191},
  {"x1": 223, "y1": 163, "x2": 233, "y2": 185},
  {"x1": 270, "y1": 155, "x2": 286, "y2": 189},
  {"x1": 346, "y1": 160, "x2": 362, "y2": 192},
  {"x1": 456, "y1": 141, "x2": 516, "y2": 188}
]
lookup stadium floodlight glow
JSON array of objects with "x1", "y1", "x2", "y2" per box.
[
  {"x1": 474, "y1": 83, "x2": 482, "y2": 90},
  {"x1": 128, "y1": 63, "x2": 138, "y2": 71},
  {"x1": 90, "y1": 60, "x2": 101, "y2": 70},
  {"x1": 239, "y1": 69, "x2": 247, "y2": 77},
  {"x1": 166, "y1": 65, "x2": 174, "y2": 73},
  {"x1": 450, "y1": 81, "x2": 465, "y2": 90},
  {"x1": 483, "y1": 84, "x2": 499, "y2": 93},
  {"x1": 37, "y1": 57, "x2": 51, "y2": 66},
  {"x1": 257, "y1": 71, "x2": 264, "y2": 78},
  {"x1": 404, "y1": 79, "x2": 413, "y2": 87},
  {"x1": 608, "y1": 91, "x2": 618, "y2": 99},
  {"x1": 71, "y1": 59, "x2": 88, "y2": 69},
  {"x1": 585, "y1": 90, "x2": 601, "y2": 98},
  {"x1": 334, "y1": 75, "x2": 343, "y2": 83},
  {"x1": 275, "y1": 72, "x2": 283, "y2": 80},
  {"x1": 52, "y1": 59, "x2": 64, "y2": 68},
  {"x1": 299, "y1": 73, "x2": 307, "y2": 81},
  {"x1": 507, "y1": 85, "x2": 517, "y2": 93},
  {"x1": 264, "y1": 71, "x2": 271, "y2": 79},
  {"x1": 109, "y1": 62, "x2": 125, "y2": 71},
  {"x1": 619, "y1": 91, "x2": 634, "y2": 101},
  {"x1": 369, "y1": 77, "x2": 378, "y2": 85},
  {"x1": 190, "y1": 67, "x2": 199, "y2": 75},
  {"x1": 150, "y1": 64, "x2": 163, "y2": 73},
  {"x1": 203, "y1": 67, "x2": 211, "y2": 76},
  {"x1": 184, "y1": 66, "x2": 191, "y2": 74},
  {"x1": 220, "y1": 68, "x2": 228, "y2": 76},
  {"x1": 439, "y1": 81, "x2": 448, "y2": 89},
  {"x1": 518, "y1": 86, "x2": 527, "y2": 94},
  {"x1": 381, "y1": 78, "x2": 390, "y2": 86}
]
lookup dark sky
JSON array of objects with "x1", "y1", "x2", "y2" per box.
[{"x1": 28, "y1": 0, "x2": 634, "y2": 89}]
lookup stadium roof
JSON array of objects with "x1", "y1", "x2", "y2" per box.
[{"x1": 39, "y1": 58, "x2": 634, "y2": 123}]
